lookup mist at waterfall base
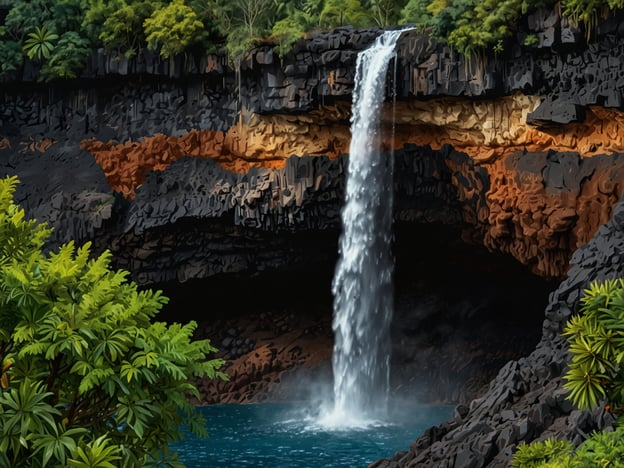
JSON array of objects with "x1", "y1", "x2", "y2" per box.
[{"x1": 170, "y1": 402, "x2": 452, "y2": 467}]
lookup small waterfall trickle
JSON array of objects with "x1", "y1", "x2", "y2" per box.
[{"x1": 320, "y1": 29, "x2": 406, "y2": 428}]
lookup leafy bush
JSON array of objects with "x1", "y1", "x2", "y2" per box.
[
  {"x1": 98, "y1": 0, "x2": 155, "y2": 58},
  {"x1": 512, "y1": 278, "x2": 624, "y2": 467},
  {"x1": 512, "y1": 426, "x2": 624, "y2": 467},
  {"x1": 0, "y1": 176, "x2": 227, "y2": 467},
  {"x1": 399, "y1": 0, "x2": 434, "y2": 30},
  {"x1": 40, "y1": 31, "x2": 91, "y2": 80},
  {"x1": 562, "y1": 279, "x2": 624, "y2": 411},
  {"x1": 144, "y1": 0, "x2": 205, "y2": 59},
  {"x1": 319, "y1": 0, "x2": 369, "y2": 28},
  {"x1": 2, "y1": 0, "x2": 56, "y2": 42},
  {"x1": 23, "y1": 26, "x2": 58, "y2": 61},
  {"x1": 271, "y1": 14, "x2": 307, "y2": 59},
  {"x1": 511, "y1": 437, "x2": 574, "y2": 467},
  {"x1": 0, "y1": 40, "x2": 24, "y2": 75},
  {"x1": 401, "y1": 0, "x2": 558, "y2": 54},
  {"x1": 573, "y1": 426, "x2": 624, "y2": 466}
]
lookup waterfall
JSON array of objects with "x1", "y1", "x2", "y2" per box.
[{"x1": 322, "y1": 29, "x2": 406, "y2": 427}]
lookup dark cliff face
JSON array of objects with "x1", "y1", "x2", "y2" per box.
[{"x1": 2, "y1": 5, "x2": 624, "y2": 467}]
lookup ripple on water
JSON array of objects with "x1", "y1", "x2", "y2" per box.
[{"x1": 169, "y1": 402, "x2": 452, "y2": 468}]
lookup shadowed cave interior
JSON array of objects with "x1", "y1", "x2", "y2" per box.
[{"x1": 153, "y1": 222, "x2": 558, "y2": 406}]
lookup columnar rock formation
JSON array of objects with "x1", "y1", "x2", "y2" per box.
[{"x1": 3, "y1": 4, "x2": 624, "y2": 467}]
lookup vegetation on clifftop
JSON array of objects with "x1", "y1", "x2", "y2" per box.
[
  {"x1": 0, "y1": 176, "x2": 227, "y2": 467},
  {"x1": 0, "y1": 0, "x2": 623, "y2": 79}
]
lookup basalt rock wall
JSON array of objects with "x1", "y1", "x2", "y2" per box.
[{"x1": 4, "y1": 9, "x2": 624, "y2": 278}]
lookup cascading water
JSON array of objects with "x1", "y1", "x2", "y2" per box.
[{"x1": 320, "y1": 29, "x2": 406, "y2": 427}]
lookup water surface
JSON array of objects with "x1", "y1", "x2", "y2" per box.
[{"x1": 171, "y1": 402, "x2": 452, "y2": 467}]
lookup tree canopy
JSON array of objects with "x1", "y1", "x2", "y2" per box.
[
  {"x1": 0, "y1": 0, "x2": 619, "y2": 78},
  {"x1": 0, "y1": 175, "x2": 227, "y2": 467}
]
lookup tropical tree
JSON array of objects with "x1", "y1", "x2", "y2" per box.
[
  {"x1": 0, "y1": 176, "x2": 227, "y2": 467},
  {"x1": 40, "y1": 31, "x2": 91, "y2": 80},
  {"x1": 51, "y1": 0, "x2": 88, "y2": 35},
  {"x1": 2, "y1": 0, "x2": 56, "y2": 42},
  {"x1": 144, "y1": 0, "x2": 205, "y2": 59},
  {"x1": 23, "y1": 26, "x2": 58, "y2": 61},
  {"x1": 98, "y1": 0, "x2": 157, "y2": 57},
  {"x1": 234, "y1": 0, "x2": 274, "y2": 36},
  {"x1": 366, "y1": 0, "x2": 405, "y2": 27},
  {"x1": 80, "y1": 0, "x2": 124, "y2": 44},
  {"x1": 319, "y1": 0, "x2": 369, "y2": 28},
  {"x1": 0, "y1": 39, "x2": 24, "y2": 75},
  {"x1": 271, "y1": 13, "x2": 308, "y2": 59}
]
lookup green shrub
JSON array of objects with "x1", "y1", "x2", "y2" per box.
[
  {"x1": 513, "y1": 278, "x2": 624, "y2": 467},
  {"x1": 0, "y1": 176, "x2": 227, "y2": 467},
  {"x1": 511, "y1": 437, "x2": 574, "y2": 467},
  {"x1": 562, "y1": 279, "x2": 624, "y2": 411},
  {"x1": 0, "y1": 40, "x2": 24, "y2": 75},
  {"x1": 144, "y1": 0, "x2": 205, "y2": 59},
  {"x1": 23, "y1": 25, "x2": 58, "y2": 61},
  {"x1": 40, "y1": 31, "x2": 91, "y2": 80}
]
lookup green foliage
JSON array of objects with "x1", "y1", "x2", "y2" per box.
[
  {"x1": 271, "y1": 17, "x2": 306, "y2": 59},
  {"x1": 511, "y1": 437, "x2": 574, "y2": 467},
  {"x1": 51, "y1": 0, "x2": 89, "y2": 35},
  {"x1": 512, "y1": 426, "x2": 624, "y2": 467},
  {"x1": 40, "y1": 31, "x2": 92, "y2": 80},
  {"x1": 0, "y1": 176, "x2": 227, "y2": 467},
  {"x1": 3, "y1": 0, "x2": 56, "y2": 41},
  {"x1": 0, "y1": 40, "x2": 24, "y2": 75},
  {"x1": 560, "y1": 0, "x2": 623, "y2": 38},
  {"x1": 573, "y1": 426, "x2": 624, "y2": 466},
  {"x1": 220, "y1": 0, "x2": 275, "y2": 63},
  {"x1": 4, "y1": 0, "x2": 624, "y2": 73},
  {"x1": 233, "y1": 0, "x2": 274, "y2": 35},
  {"x1": 80, "y1": 0, "x2": 124, "y2": 44},
  {"x1": 319, "y1": 0, "x2": 369, "y2": 28},
  {"x1": 512, "y1": 278, "x2": 624, "y2": 467},
  {"x1": 225, "y1": 26, "x2": 258, "y2": 66},
  {"x1": 366, "y1": 0, "x2": 406, "y2": 27},
  {"x1": 523, "y1": 33, "x2": 539, "y2": 46},
  {"x1": 401, "y1": 0, "x2": 557, "y2": 53},
  {"x1": 399, "y1": 0, "x2": 434, "y2": 29},
  {"x1": 98, "y1": 0, "x2": 157, "y2": 57},
  {"x1": 23, "y1": 26, "x2": 59, "y2": 61},
  {"x1": 427, "y1": 0, "x2": 472, "y2": 45},
  {"x1": 562, "y1": 279, "x2": 624, "y2": 411},
  {"x1": 144, "y1": 0, "x2": 205, "y2": 59}
]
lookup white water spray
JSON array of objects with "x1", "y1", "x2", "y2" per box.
[{"x1": 320, "y1": 29, "x2": 406, "y2": 428}]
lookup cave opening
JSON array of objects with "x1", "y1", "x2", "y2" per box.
[{"x1": 154, "y1": 222, "x2": 558, "y2": 406}]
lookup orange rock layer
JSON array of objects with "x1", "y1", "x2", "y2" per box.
[{"x1": 81, "y1": 94, "x2": 624, "y2": 277}]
